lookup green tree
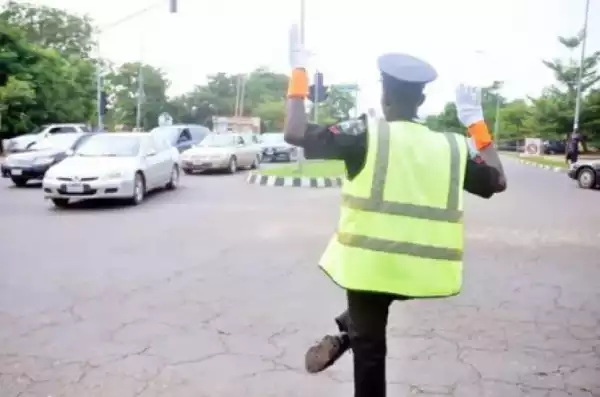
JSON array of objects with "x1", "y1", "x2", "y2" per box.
[
  {"x1": 105, "y1": 62, "x2": 170, "y2": 130},
  {"x1": 0, "y1": 22, "x2": 96, "y2": 139},
  {"x1": 0, "y1": 1, "x2": 95, "y2": 58}
]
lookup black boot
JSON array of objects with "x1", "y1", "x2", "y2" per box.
[{"x1": 305, "y1": 332, "x2": 350, "y2": 373}]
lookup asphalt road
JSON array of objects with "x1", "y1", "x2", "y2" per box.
[{"x1": 0, "y1": 159, "x2": 599, "y2": 397}]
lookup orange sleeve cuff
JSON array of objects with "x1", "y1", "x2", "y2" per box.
[
  {"x1": 467, "y1": 120, "x2": 492, "y2": 150},
  {"x1": 287, "y1": 68, "x2": 309, "y2": 99}
]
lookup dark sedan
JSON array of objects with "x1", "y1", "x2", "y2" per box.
[
  {"x1": 260, "y1": 132, "x2": 298, "y2": 162},
  {"x1": 1, "y1": 132, "x2": 93, "y2": 187},
  {"x1": 567, "y1": 160, "x2": 600, "y2": 189}
]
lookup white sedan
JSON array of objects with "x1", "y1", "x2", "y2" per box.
[
  {"x1": 43, "y1": 132, "x2": 181, "y2": 208},
  {"x1": 180, "y1": 133, "x2": 261, "y2": 174}
]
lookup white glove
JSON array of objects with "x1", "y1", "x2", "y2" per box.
[
  {"x1": 288, "y1": 23, "x2": 309, "y2": 69},
  {"x1": 455, "y1": 84, "x2": 484, "y2": 127}
]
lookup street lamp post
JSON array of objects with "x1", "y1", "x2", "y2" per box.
[
  {"x1": 572, "y1": 0, "x2": 591, "y2": 133},
  {"x1": 95, "y1": 0, "x2": 177, "y2": 131}
]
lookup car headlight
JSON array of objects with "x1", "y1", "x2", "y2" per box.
[
  {"x1": 104, "y1": 171, "x2": 123, "y2": 180},
  {"x1": 33, "y1": 156, "x2": 55, "y2": 165}
]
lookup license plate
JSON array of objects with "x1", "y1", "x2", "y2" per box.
[
  {"x1": 66, "y1": 183, "x2": 84, "y2": 193},
  {"x1": 11, "y1": 169, "x2": 23, "y2": 176}
]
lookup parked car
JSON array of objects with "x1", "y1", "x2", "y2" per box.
[
  {"x1": 180, "y1": 133, "x2": 261, "y2": 174},
  {"x1": 567, "y1": 159, "x2": 600, "y2": 189},
  {"x1": 149, "y1": 124, "x2": 210, "y2": 153},
  {"x1": 42, "y1": 132, "x2": 180, "y2": 208},
  {"x1": 2, "y1": 123, "x2": 90, "y2": 154},
  {"x1": 1, "y1": 132, "x2": 93, "y2": 187},
  {"x1": 239, "y1": 132, "x2": 263, "y2": 161},
  {"x1": 260, "y1": 132, "x2": 299, "y2": 162},
  {"x1": 542, "y1": 139, "x2": 566, "y2": 154}
]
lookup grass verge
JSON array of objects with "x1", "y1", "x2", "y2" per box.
[
  {"x1": 259, "y1": 160, "x2": 345, "y2": 178},
  {"x1": 502, "y1": 152, "x2": 568, "y2": 169}
]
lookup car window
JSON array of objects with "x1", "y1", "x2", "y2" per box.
[
  {"x1": 190, "y1": 127, "x2": 209, "y2": 142},
  {"x1": 80, "y1": 126, "x2": 91, "y2": 132},
  {"x1": 74, "y1": 134, "x2": 142, "y2": 157},
  {"x1": 179, "y1": 129, "x2": 192, "y2": 142},
  {"x1": 30, "y1": 133, "x2": 83, "y2": 151},
  {"x1": 59, "y1": 126, "x2": 77, "y2": 133},
  {"x1": 48, "y1": 127, "x2": 63, "y2": 134}
]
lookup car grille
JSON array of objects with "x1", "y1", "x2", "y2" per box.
[{"x1": 57, "y1": 177, "x2": 98, "y2": 182}]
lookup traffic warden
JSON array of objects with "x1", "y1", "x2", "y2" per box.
[{"x1": 284, "y1": 35, "x2": 507, "y2": 397}]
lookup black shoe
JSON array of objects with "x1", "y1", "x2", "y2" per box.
[{"x1": 305, "y1": 333, "x2": 350, "y2": 373}]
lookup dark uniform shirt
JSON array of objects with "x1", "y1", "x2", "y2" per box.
[{"x1": 298, "y1": 118, "x2": 502, "y2": 199}]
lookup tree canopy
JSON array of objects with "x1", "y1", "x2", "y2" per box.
[
  {"x1": 3, "y1": 2, "x2": 597, "y2": 148},
  {"x1": 425, "y1": 34, "x2": 600, "y2": 144}
]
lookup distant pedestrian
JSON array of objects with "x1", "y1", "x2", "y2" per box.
[{"x1": 566, "y1": 131, "x2": 581, "y2": 165}]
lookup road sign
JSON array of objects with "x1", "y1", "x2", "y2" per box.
[
  {"x1": 523, "y1": 138, "x2": 542, "y2": 156},
  {"x1": 158, "y1": 112, "x2": 173, "y2": 126}
]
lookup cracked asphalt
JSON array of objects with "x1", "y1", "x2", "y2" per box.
[{"x1": 1, "y1": 158, "x2": 599, "y2": 397}]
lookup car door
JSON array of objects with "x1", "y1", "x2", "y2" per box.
[
  {"x1": 151, "y1": 135, "x2": 174, "y2": 184},
  {"x1": 176, "y1": 128, "x2": 193, "y2": 153},
  {"x1": 142, "y1": 137, "x2": 162, "y2": 189},
  {"x1": 235, "y1": 135, "x2": 251, "y2": 166}
]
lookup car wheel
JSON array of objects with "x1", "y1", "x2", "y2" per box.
[
  {"x1": 129, "y1": 172, "x2": 146, "y2": 205},
  {"x1": 228, "y1": 156, "x2": 237, "y2": 173},
  {"x1": 166, "y1": 165, "x2": 180, "y2": 190},
  {"x1": 250, "y1": 155, "x2": 260, "y2": 170},
  {"x1": 577, "y1": 168, "x2": 596, "y2": 189},
  {"x1": 11, "y1": 177, "x2": 28, "y2": 187},
  {"x1": 51, "y1": 198, "x2": 70, "y2": 208}
]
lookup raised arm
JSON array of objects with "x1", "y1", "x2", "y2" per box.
[{"x1": 455, "y1": 85, "x2": 507, "y2": 191}]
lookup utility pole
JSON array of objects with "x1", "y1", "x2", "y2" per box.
[
  {"x1": 572, "y1": 0, "x2": 591, "y2": 133},
  {"x1": 95, "y1": 0, "x2": 178, "y2": 131}
]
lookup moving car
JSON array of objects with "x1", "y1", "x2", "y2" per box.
[
  {"x1": 149, "y1": 124, "x2": 210, "y2": 153},
  {"x1": 542, "y1": 139, "x2": 566, "y2": 155},
  {"x1": 260, "y1": 132, "x2": 299, "y2": 162},
  {"x1": 1, "y1": 132, "x2": 93, "y2": 187},
  {"x1": 567, "y1": 159, "x2": 600, "y2": 189},
  {"x1": 180, "y1": 133, "x2": 261, "y2": 174},
  {"x1": 2, "y1": 123, "x2": 90, "y2": 154},
  {"x1": 42, "y1": 132, "x2": 180, "y2": 208}
]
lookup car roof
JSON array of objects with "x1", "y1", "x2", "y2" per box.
[{"x1": 97, "y1": 132, "x2": 148, "y2": 137}]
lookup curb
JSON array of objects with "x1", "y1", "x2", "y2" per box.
[
  {"x1": 246, "y1": 172, "x2": 343, "y2": 188},
  {"x1": 515, "y1": 158, "x2": 565, "y2": 173}
]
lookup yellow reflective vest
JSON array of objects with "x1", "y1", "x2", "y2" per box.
[{"x1": 319, "y1": 119, "x2": 469, "y2": 298}]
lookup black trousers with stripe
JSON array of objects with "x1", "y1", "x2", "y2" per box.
[{"x1": 335, "y1": 290, "x2": 410, "y2": 397}]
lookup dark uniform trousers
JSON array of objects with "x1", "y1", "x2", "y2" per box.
[{"x1": 335, "y1": 290, "x2": 410, "y2": 397}]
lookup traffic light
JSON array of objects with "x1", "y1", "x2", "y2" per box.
[
  {"x1": 169, "y1": 0, "x2": 177, "y2": 13},
  {"x1": 308, "y1": 72, "x2": 328, "y2": 103},
  {"x1": 100, "y1": 91, "x2": 108, "y2": 115}
]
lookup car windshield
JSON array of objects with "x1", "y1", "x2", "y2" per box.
[
  {"x1": 150, "y1": 126, "x2": 178, "y2": 144},
  {"x1": 261, "y1": 133, "x2": 285, "y2": 143},
  {"x1": 198, "y1": 134, "x2": 235, "y2": 147},
  {"x1": 29, "y1": 133, "x2": 82, "y2": 151},
  {"x1": 74, "y1": 134, "x2": 142, "y2": 157}
]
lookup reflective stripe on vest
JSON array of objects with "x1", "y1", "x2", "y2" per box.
[
  {"x1": 341, "y1": 120, "x2": 462, "y2": 222},
  {"x1": 338, "y1": 120, "x2": 464, "y2": 262}
]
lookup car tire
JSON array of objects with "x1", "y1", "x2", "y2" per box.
[
  {"x1": 577, "y1": 168, "x2": 596, "y2": 189},
  {"x1": 228, "y1": 156, "x2": 237, "y2": 174},
  {"x1": 250, "y1": 155, "x2": 260, "y2": 170},
  {"x1": 11, "y1": 177, "x2": 28, "y2": 187},
  {"x1": 129, "y1": 172, "x2": 146, "y2": 205},
  {"x1": 166, "y1": 165, "x2": 180, "y2": 190},
  {"x1": 51, "y1": 198, "x2": 70, "y2": 208}
]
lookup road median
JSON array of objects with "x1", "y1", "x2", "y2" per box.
[{"x1": 247, "y1": 160, "x2": 345, "y2": 188}]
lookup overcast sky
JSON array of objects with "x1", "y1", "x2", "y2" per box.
[{"x1": 11, "y1": 0, "x2": 600, "y2": 115}]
